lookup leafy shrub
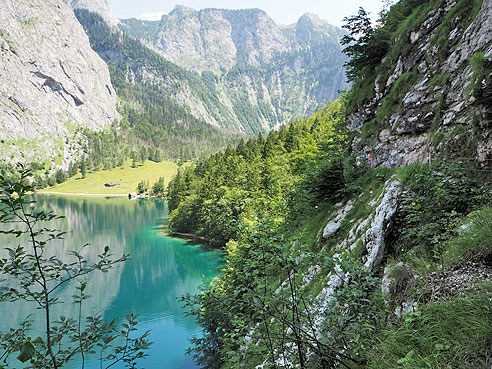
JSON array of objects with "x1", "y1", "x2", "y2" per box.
[{"x1": 392, "y1": 162, "x2": 485, "y2": 268}]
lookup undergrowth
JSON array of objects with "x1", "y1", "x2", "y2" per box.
[
  {"x1": 368, "y1": 284, "x2": 492, "y2": 369},
  {"x1": 390, "y1": 162, "x2": 489, "y2": 272},
  {"x1": 444, "y1": 207, "x2": 492, "y2": 265}
]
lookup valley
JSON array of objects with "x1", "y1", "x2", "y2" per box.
[{"x1": 1, "y1": 0, "x2": 492, "y2": 368}]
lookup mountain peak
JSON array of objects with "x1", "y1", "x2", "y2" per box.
[
  {"x1": 298, "y1": 12, "x2": 326, "y2": 26},
  {"x1": 169, "y1": 4, "x2": 197, "y2": 17},
  {"x1": 63, "y1": 0, "x2": 115, "y2": 24}
]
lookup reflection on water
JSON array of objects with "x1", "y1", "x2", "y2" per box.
[{"x1": 0, "y1": 195, "x2": 223, "y2": 368}]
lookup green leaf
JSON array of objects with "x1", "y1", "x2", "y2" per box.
[
  {"x1": 17, "y1": 341, "x2": 35, "y2": 363},
  {"x1": 32, "y1": 337, "x2": 44, "y2": 345}
]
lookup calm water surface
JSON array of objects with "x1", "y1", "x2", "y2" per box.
[{"x1": 0, "y1": 195, "x2": 223, "y2": 369}]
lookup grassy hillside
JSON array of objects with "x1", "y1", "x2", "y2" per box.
[{"x1": 39, "y1": 160, "x2": 180, "y2": 195}]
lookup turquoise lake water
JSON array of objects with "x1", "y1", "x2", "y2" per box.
[{"x1": 0, "y1": 195, "x2": 224, "y2": 369}]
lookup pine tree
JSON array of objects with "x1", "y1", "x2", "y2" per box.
[{"x1": 80, "y1": 159, "x2": 87, "y2": 178}]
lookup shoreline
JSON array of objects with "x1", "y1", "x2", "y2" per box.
[
  {"x1": 36, "y1": 191, "x2": 129, "y2": 197},
  {"x1": 170, "y1": 232, "x2": 211, "y2": 244},
  {"x1": 35, "y1": 191, "x2": 170, "y2": 199}
]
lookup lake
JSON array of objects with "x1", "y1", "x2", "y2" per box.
[{"x1": 0, "y1": 195, "x2": 224, "y2": 369}]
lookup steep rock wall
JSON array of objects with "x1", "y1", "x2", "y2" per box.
[
  {"x1": 350, "y1": 0, "x2": 492, "y2": 167},
  {"x1": 63, "y1": 0, "x2": 115, "y2": 24},
  {"x1": 0, "y1": 0, "x2": 118, "y2": 167}
]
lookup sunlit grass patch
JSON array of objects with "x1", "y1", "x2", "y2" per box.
[{"x1": 40, "y1": 160, "x2": 183, "y2": 195}]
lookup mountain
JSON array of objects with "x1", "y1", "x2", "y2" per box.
[
  {"x1": 0, "y1": 0, "x2": 118, "y2": 169},
  {"x1": 62, "y1": 0, "x2": 115, "y2": 24},
  {"x1": 118, "y1": 6, "x2": 348, "y2": 133},
  {"x1": 347, "y1": 0, "x2": 492, "y2": 167},
  {"x1": 123, "y1": 5, "x2": 288, "y2": 72},
  {"x1": 73, "y1": 9, "x2": 244, "y2": 161}
]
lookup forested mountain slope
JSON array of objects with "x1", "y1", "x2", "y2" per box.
[
  {"x1": 62, "y1": 0, "x2": 115, "y2": 24},
  {"x1": 119, "y1": 7, "x2": 348, "y2": 133},
  {"x1": 0, "y1": 0, "x2": 118, "y2": 169},
  {"x1": 168, "y1": 1, "x2": 492, "y2": 368},
  {"x1": 74, "y1": 9, "x2": 244, "y2": 160}
]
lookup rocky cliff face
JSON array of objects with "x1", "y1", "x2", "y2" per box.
[
  {"x1": 63, "y1": 0, "x2": 114, "y2": 24},
  {"x1": 118, "y1": 7, "x2": 347, "y2": 133},
  {"x1": 0, "y1": 0, "x2": 118, "y2": 167},
  {"x1": 350, "y1": 0, "x2": 492, "y2": 167},
  {"x1": 133, "y1": 6, "x2": 289, "y2": 72}
]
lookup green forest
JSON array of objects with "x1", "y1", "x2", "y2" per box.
[{"x1": 1, "y1": 0, "x2": 491, "y2": 367}]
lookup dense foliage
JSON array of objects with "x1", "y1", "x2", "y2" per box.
[
  {"x1": 391, "y1": 162, "x2": 488, "y2": 269},
  {"x1": 168, "y1": 95, "x2": 492, "y2": 367},
  {"x1": 167, "y1": 100, "x2": 351, "y2": 246},
  {"x1": 164, "y1": 1, "x2": 492, "y2": 367},
  {"x1": 169, "y1": 100, "x2": 391, "y2": 367}
]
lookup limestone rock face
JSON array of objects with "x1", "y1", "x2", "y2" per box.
[
  {"x1": 322, "y1": 200, "x2": 354, "y2": 239},
  {"x1": 63, "y1": 0, "x2": 114, "y2": 24},
  {"x1": 146, "y1": 6, "x2": 289, "y2": 72},
  {"x1": 350, "y1": 0, "x2": 492, "y2": 167},
  {"x1": 363, "y1": 180, "x2": 402, "y2": 270},
  {"x1": 0, "y1": 0, "x2": 118, "y2": 166}
]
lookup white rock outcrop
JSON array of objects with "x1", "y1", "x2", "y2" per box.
[
  {"x1": 314, "y1": 180, "x2": 401, "y2": 333},
  {"x1": 0, "y1": 0, "x2": 118, "y2": 166},
  {"x1": 349, "y1": 0, "x2": 492, "y2": 167},
  {"x1": 322, "y1": 199, "x2": 354, "y2": 239},
  {"x1": 364, "y1": 180, "x2": 402, "y2": 270}
]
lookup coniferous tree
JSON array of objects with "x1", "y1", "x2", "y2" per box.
[{"x1": 80, "y1": 158, "x2": 87, "y2": 178}]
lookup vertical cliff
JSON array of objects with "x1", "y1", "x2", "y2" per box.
[
  {"x1": 62, "y1": 0, "x2": 115, "y2": 24},
  {"x1": 0, "y1": 0, "x2": 118, "y2": 168},
  {"x1": 348, "y1": 0, "x2": 492, "y2": 167}
]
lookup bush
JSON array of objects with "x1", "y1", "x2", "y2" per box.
[
  {"x1": 392, "y1": 162, "x2": 484, "y2": 267},
  {"x1": 47, "y1": 175, "x2": 56, "y2": 187},
  {"x1": 152, "y1": 177, "x2": 165, "y2": 196},
  {"x1": 55, "y1": 169, "x2": 66, "y2": 184},
  {"x1": 136, "y1": 180, "x2": 148, "y2": 194}
]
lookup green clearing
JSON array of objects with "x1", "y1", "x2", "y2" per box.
[{"x1": 39, "y1": 160, "x2": 182, "y2": 195}]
